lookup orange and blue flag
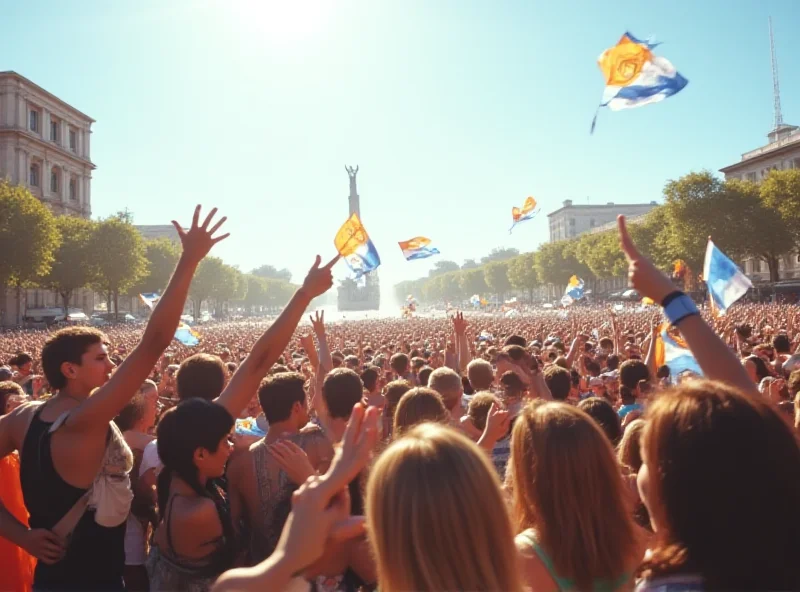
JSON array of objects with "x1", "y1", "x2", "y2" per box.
[
  {"x1": 591, "y1": 32, "x2": 688, "y2": 133},
  {"x1": 398, "y1": 237, "x2": 440, "y2": 261},
  {"x1": 509, "y1": 197, "x2": 539, "y2": 233},
  {"x1": 654, "y1": 323, "x2": 702, "y2": 382},
  {"x1": 174, "y1": 322, "x2": 200, "y2": 346},
  {"x1": 334, "y1": 213, "x2": 381, "y2": 279}
]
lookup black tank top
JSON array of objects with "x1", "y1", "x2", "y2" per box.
[{"x1": 20, "y1": 404, "x2": 126, "y2": 591}]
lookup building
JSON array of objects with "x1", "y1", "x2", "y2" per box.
[
  {"x1": 135, "y1": 224, "x2": 182, "y2": 243},
  {"x1": 0, "y1": 71, "x2": 96, "y2": 325},
  {"x1": 547, "y1": 200, "x2": 657, "y2": 242}
]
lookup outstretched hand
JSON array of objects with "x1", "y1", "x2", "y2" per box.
[
  {"x1": 172, "y1": 205, "x2": 229, "y2": 264},
  {"x1": 618, "y1": 215, "x2": 676, "y2": 305},
  {"x1": 310, "y1": 310, "x2": 326, "y2": 335},
  {"x1": 302, "y1": 256, "x2": 339, "y2": 300},
  {"x1": 451, "y1": 311, "x2": 468, "y2": 335}
]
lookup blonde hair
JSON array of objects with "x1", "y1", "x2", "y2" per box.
[
  {"x1": 392, "y1": 387, "x2": 448, "y2": 437},
  {"x1": 509, "y1": 401, "x2": 638, "y2": 590},
  {"x1": 366, "y1": 423, "x2": 522, "y2": 592},
  {"x1": 618, "y1": 418, "x2": 646, "y2": 473}
]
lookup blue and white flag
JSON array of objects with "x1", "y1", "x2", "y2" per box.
[
  {"x1": 654, "y1": 323, "x2": 703, "y2": 383},
  {"x1": 139, "y1": 293, "x2": 160, "y2": 310},
  {"x1": 174, "y1": 322, "x2": 200, "y2": 346},
  {"x1": 561, "y1": 276, "x2": 585, "y2": 306},
  {"x1": 703, "y1": 240, "x2": 752, "y2": 316}
]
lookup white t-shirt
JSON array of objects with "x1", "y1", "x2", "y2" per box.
[{"x1": 140, "y1": 439, "x2": 163, "y2": 477}]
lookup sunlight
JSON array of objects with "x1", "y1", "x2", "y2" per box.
[{"x1": 228, "y1": 0, "x2": 333, "y2": 43}]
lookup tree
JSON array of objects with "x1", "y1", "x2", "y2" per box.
[
  {"x1": 210, "y1": 264, "x2": 245, "y2": 318},
  {"x1": 189, "y1": 256, "x2": 225, "y2": 320},
  {"x1": 422, "y1": 275, "x2": 444, "y2": 303},
  {"x1": 429, "y1": 260, "x2": 460, "y2": 277},
  {"x1": 0, "y1": 180, "x2": 60, "y2": 324},
  {"x1": 536, "y1": 241, "x2": 581, "y2": 286},
  {"x1": 459, "y1": 268, "x2": 488, "y2": 297},
  {"x1": 760, "y1": 169, "x2": 800, "y2": 245},
  {"x1": 461, "y1": 259, "x2": 479, "y2": 269},
  {"x1": 481, "y1": 247, "x2": 519, "y2": 265},
  {"x1": 127, "y1": 238, "x2": 181, "y2": 296},
  {"x1": 484, "y1": 261, "x2": 512, "y2": 301},
  {"x1": 507, "y1": 253, "x2": 539, "y2": 301},
  {"x1": 263, "y1": 278, "x2": 295, "y2": 309},
  {"x1": 90, "y1": 216, "x2": 148, "y2": 320},
  {"x1": 440, "y1": 272, "x2": 463, "y2": 303},
  {"x1": 243, "y1": 274, "x2": 269, "y2": 311},
  {"x1": 251, "y1": 264, "x2": 292, "y2": 282},
  {"x1": 41, "y1": 216, "x2": 95, "y2": 314}
]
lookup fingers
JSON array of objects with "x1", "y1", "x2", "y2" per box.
[
  {"x1": 201, "y1": 207, "x2": 218, "y2": 230},
  {"x1": 617, "y1": 215, "x2": 641, "y2": 262},
  {"x1": 171, "y1": 220, "x2": 186, "y2": 238},
  {"x1": 191, "y1": 205, "x2": 201, "y2": 229},
  {"x1": 311, "y1": 255, "x2": 322, "y2": 270},
  {"x1": 208, "y1": 215, "x2": 228, "y2": 235},
  {"x1": 324, "y1": 254, "x2": 341, "y2": 270},
  {"x1": 329, "y1": 516, "x2": 366, "y2": 542},
  {"x1": 211, "y1": 232, "x2": 231, "y2": 245}
]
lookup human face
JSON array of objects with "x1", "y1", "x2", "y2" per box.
[
  {"x1": 197, "y1": 435, "x2": 234, "y2": 480},
  {"x1": 18, "y1": 362, "x2": 32, "y2": 377},
  {"x1": 66, "y1": 342, "x2": 115, "y2": 392},
  {"x1": 141, "y1": 386, "x2": 159, "y2": 429}
]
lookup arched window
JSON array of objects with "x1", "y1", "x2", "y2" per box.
[
  {"x1": 50, "y1": 168, "x2": 59, "y2": 193},
  {"x1": 29, "y1": 163, "x2": 39, "y2": 187},
  {"x1": 69, "y1": 177, "x2": 77, "y2": 201}
]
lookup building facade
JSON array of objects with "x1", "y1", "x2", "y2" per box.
[
  {"x1": 135, "y1": 225, "x2": 182, "y2": 243},
  {"x1": 0, "y1": 71, "x2": 96, "y2": 325},
  {"x1": 720, "y1": 124, "x2": 800, "y2": 282},
  {"x1": 547, "y1": 200, "x2": 657, "y2": 243}
]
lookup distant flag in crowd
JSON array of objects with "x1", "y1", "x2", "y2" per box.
[
  {"x1": 139, "y1": 293, "x2": 160, "y2": 310},
  {"x1": 174, "y1": 323, "x2": 200, "y2": 347},
  {"x1": 334, "y1": 213, "x2": 381, "y2": 279},
  {"x1": 654, "y1": 322, "x2": 703, "y2": 382},
  {"x1": 398, "y1": 236, "x2": 440, "y2": 261},
  {"x1": 470, "y1": 294, "x2": 481, "y2": 307},
  {"x1": 591, "y1": 32, "x2": 688, "y2": 133},
  {"x1": 561, "y1": 275, "x2": 585, "y2": 306},
  {"x1": 673, "y1": 259, "x2": 688, "y2": 278},
  {"x1": 235, "y1": 417, "x2": 267, "y2": 438},
  {"x1": 703, "y1": 239, "x2": 752, "y2": 316},
  {"x1": 509, "y1": 197, "x2": 540, "y2": 233}
]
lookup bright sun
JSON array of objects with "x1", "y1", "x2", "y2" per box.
[{"x1": 229, "y1": 0, "x2": 332, "y2": 43}]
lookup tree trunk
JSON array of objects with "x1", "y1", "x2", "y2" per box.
[
  {"x1": 106, "y1": 292, "x2": 112, "y2": 315},
  {"x1": 61, "y1": 291, "x2": 71, "y2": 316},
  {"x1": 113, "y1": 291, "x2": 120, "y2": 322},
  {"x1": 766, "y1": 255, "x2": 781, "y2": 283},
  {"x1": 194, "y1": 299, "x2": 201, "y2": 322},
  {"x1": 15, "y1": 284, "x2": 22, "y2": 326}
]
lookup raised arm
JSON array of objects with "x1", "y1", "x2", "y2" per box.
[
  {"x1": 618, "y1": 216, "x2": 757, "y2": 397},
  {"x1": 68, "y1": 206, "x2": 228, "y2": 430},
  {"x1": 216, "y1": 256, "x2": 336, "y2": 417}
]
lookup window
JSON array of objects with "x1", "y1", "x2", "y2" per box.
[
  {"x1": 29, "y1": 110, "x2": 38, "y2": 132},
  {"x1": 50, "y1": 170, "x2": 58, "y2": 193},
  {"x1": 69, "y1": 178, "x2": 77, "y2": 201},
  {"x1": 50, "y1": 120, "x2": 58, "y2": 142},
  {"x1": 746, "y1": 172, "x2": 757, "y2": 182},
  {"x1": 29, "y1": 164, "x2": 39, "y2": 187},
  {"x1": 69, "y1": 129, "x2": 77, "y2": 152},
  {"x1": 569, "y1": 218, "x2": 575, "y2": 226}
]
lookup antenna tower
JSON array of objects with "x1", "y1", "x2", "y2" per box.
[{"x1": 769, "y1": 16, "x2": 783, "y2": 130}]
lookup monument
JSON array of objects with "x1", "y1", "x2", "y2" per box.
[{"x1": 338, "y1": 166, "x2": 380, "y2": 312}]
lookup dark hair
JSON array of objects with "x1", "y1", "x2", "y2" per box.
[
  {"x1": 500, "y1": 371, "x2": 525, "y2": 398},
  {"x1": 0, "y1": 381, "x2": 24, "y2": 412},
  {"x1": 745, "y1": 355, "x2": 771, "y2": 384},
  {"x1": 323, "y1": 368, "x2": 363, "y2": 420},
  {"x1": 41, "y1": 327, "x2": 107, "y2": 389},
  {"x1": 114, "y1": 394, "x2": 147, "y2": 431},
  {"x1": 543, "y1": 365, "x2": 571, "y2": 401},
  {"x1": 176, "y1": 354, "x2": 226, "y2": 402},
  {"x1": 619, "y1": 360, "x2": 649, "y2": 390},
  {"x1": 8, "y1": 352, "x2": 33, "y2": 368},
  {"x1": 361, "y1": 366, "x2": 380, "y2": 392},
  {"x1": 417, "y1": 366, "x2": 433, "y2": 387},
  {"x1": 620, "y1": 385, "x2": 636, "y2": 406},
  {"x1": 504, "y1": 345, "x2": 528, "y2": 363},
  {"x1": 599, "y1": 337, "x2": 614, "y2": 350},
  {"x1": 390, "y1": 353, "x2": 410, "y2": 375},
  {"x1": 577, "y1": 397, "x2": 622, "y2": 446},
  {"x1": 258, "y1": 372, "x2": 306, "y2": 423},
  {"x1": 605, "y1": 354, "x2": 620, "y2": 372},
  {"x1": 468, "y1": 391, "x2": 501, "y2": 431},
  {"x1": 504, "y1": 334, "x2": 527, "y2": 348},
  {"x1": 585, "y1": 359, "x2": 601, "y2": 377},
  {"x1": 656, "y1": 365, "x2": 671, "y2": 380},
  {"x1": 393, "y1": 387, "x2": 448, "y2": 435},
  {"x1": 773, "y1": 334, "x2": 791, "y2": 354},
  {"x1": 383, "y1": 379, "x2": 413, "y2": 423}
]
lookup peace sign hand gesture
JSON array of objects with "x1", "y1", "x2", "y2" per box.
[
  {"x1": 172, "y1": 205, "x2": 229, "y2": 264},
  {"x1": 618, "y1": 215, "x2": 676, "y2": 306}
]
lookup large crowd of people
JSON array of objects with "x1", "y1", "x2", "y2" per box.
[{"x1": 1, "y1": 209, "x2": 799, "y2": 591}]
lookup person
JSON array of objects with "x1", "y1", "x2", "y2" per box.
[
  {"x1": 380, "y1": 380, "x2": 412, "y2": 441},
  {"x1": 392, "y1": 387, "x2": 449, "y2": 436},
  {"x1": 8, "y1": 352, "x2": 35, "y2": 397},
  {"x1": 147, "y1": 399, "x2": 237, "y2": 591},
  {"x1": 366, "y1": 423, "x2": 522, "y2": 591},
  {"x1": 427, "y1": 366, "x2": 467, "y2": 425},
  {"x1": 0, "y1": 205, "x2": 228, "y2": 591}
]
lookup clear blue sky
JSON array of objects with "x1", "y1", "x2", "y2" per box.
[{"x1": 2, "y1": 0, "x2": 798, "y2": 293}]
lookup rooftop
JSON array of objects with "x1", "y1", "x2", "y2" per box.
[
  {"x1": 0, "y1": 71, "x2": 95, "y2": 123},
  {"x1": 720, "y1": 124, "x2": 800, "y2": 173},
  {"x1": 547, "y1": 200, "x2": 658, "y2": 218}
]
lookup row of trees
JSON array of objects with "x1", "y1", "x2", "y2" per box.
[
  {"x1": 395, "y1": 169, "x2": 800, "y2": 305},
  {"x1": 0, "y1": 180, "x2": 299, "y2": 323}
]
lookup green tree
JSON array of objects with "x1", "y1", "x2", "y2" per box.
[
  {"x1": 760, "y1": 169, "x2": 800, "y2": 245},
  {"x1": 90, "y1": 216, "x2": 148, "y2": 320},
  {"x1": 251, "y1": 264, "x2": 292, "y2": 282},
  {"x1": 41, "y1": 216, "x2": 95, "y2": 315},
  {"x1": 210, "y1": 264, "x2": 245, "y2": 318},
  {"x1": 481, "y1": 247, "x2": 519, "y2": 265},
  {"x1": 484, "y1": 261, "x2": 512, "y2": 301},
  {"x1": 461, "y1": 259, "x2": 479, "y2": 269},
  {"x1": 429, "y1": 260, "x2": 460, "y2": 277},
  {"x1": 189, "y1": 256, "x2": 224, "y2": 320},
  {"x1": 263, "y1": 278, "x2": 295, "y2": 309},
  {"x1": 0, "y1": 180, "x2": 60, "y2": 324},
  {"x1": 440, "y1": 272, "x2": 463, "y2": 303},
  {"x1": 535, "y1": 241, "x2": 587, "y2": 286},
  {"x1": 127, "y1": 238, "x2": 181, "y2": 296},
  {"x1": 459, "y1": 268, "x2": 488, "y2": 297},
  {"x1": 507, "y1": 253, "x2": 539, "y2": 301},
  {"x1": 422, "y1": 275, "x2": 444, "y2": 303},
  {"x1": 243, "y1": 274, "x2": 269, "y2": 311}
]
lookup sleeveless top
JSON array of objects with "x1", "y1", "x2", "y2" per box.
[
  {"x1": 518, "y1": 530, "x2": 631, "y2": 592},
  {"x1": 20, "y1": 404, "x2": 133, "y2": 591}
]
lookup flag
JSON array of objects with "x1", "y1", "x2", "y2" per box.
[
  {"x1": 673, "y1": 260, "x2": 688, "y2": 278},
  {"x1": 561, "y1": 275, "x2": 585, "y2": 306},
  {"x1": 509, "y1": 197, "x2": 539, "y2": 233},
  {"x1": 654, "y1": 323, "x2": 702, "y2": 382},
  {"x1": 703, "y1": 239, "x2": 752, "y2": 315},
  {"x1": 174, "y1": 323, "x2": 200, "y2": 347},
  {"x1": 398, "y1": 236, "x2": 440, "y2": 261},
  {"x1": 139, "y1": 293, "x2": 160, "y2": 310},
  {"x1": 334, "y1": 214, "x2": 381, "y2": 279},
  {"x1": 592, "y1": 32, "x2": 688, "y2": 133}
]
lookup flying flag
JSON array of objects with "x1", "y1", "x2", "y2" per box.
[
  {"x1": 139, "y1": 293, "x2": 160, "y2": 310},
  {"x1": 398, "y1": 237, "x2": 440, "y2": 261},
  {"x1": 561, "y1": 275, "x2": 585, "y2": 306},
  {"x1": 591, "y1": 32, "x2": 688, "y2": 133},
  {"x1": 334, "y1": 213, "x2": 381, "y2": 279},
  {"x1": 654, "y1": 323, "x2": 702, "y2": 382},
  {"x1": 673, "y1": 260, "x2": 688, "y2": 279},
  {"x1": 509, "y1": 197, "x2": 540, "y2": 233},
  {"x1": 174, "y1": 322, "x2": 200, "y2": 347},
  {"x1": 703, "y1": 239, "x2": 752, "y2": 316}
]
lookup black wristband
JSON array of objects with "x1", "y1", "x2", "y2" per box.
[{"x1": 661, "y1": 290, "x2": 684, "y2": 308}]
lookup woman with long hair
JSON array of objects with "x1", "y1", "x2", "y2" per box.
[
  {"x1": 147, "y1": 399, "x2": 236, "y2": 591},
  {"x1": 510, "y1": 401, "x2": 642, "y2": 591},
  {"x1": 391, "y1": 387, "x2": 449, "y2": 437},
  {"x1": 636, "y1": 381, "x2": 800, "y2": 590},
  {"x1": 366, "y1": 422, "x2": 522, "y2": 592}
]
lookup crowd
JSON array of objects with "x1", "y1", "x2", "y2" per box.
[{"x1": 0, "y1": 208, "x2": 799, "y2": 592}]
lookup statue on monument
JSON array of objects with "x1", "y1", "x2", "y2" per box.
[{"x1": 345, "y1": 165, "x2": 359, "y2": 194}]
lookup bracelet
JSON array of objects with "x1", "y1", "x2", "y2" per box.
[
  {"x1": 661, "y1": 291, "x2": 683, "y2": 308},
  {"x1": 662, "y1": 292, "x2": 700, "y2": 327}
]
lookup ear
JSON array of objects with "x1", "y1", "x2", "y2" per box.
[
  {"x1": 60, "y1": 361, "x2": 77, "y2": 381},
  {"x1": 193, "y1": 447, "x2": 206, "y2": 466}
]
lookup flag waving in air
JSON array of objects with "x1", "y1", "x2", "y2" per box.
[
  {"x1": 334, "y1": 213, "x2": 381, "y2": 279},
  {"x1": 174, "y1": 323, "x2": 200, "y2": 347},
  {"x1": 509, "y1": 197, "x2": 540, "y2": 233},
  {"x1": 654, "y1": 323, "x2": 703, "y2": 382},
  {"x1": 139, "y1": 293, "x2": 160, "y2": 310},
  {"x1": 591, "y1": 32, "x2": 688, "y2": 133},
  {"x1": 398, "y1": 237, "x2": 440, "y2": 261},
  {"x1": 703, "y1": 239, "x2": 751, "y2": 316},
  {"x1": 561, "y1": 275, "x2": 585, "y2": 306}
]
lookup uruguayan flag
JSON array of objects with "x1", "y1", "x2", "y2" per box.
[
  {"x1": 139, "y1": 293, "x2": 160, "y2": 310},
  {"x1": 561, "y1": 276, "x2": 585, "y2": 306},
  {"x1": 174, "y1": 323, "x2": 200, "y2": 346},
  {"x1": 703, "y1": 240, "x2": 751, "y2": 315},
  {"x1": 655, "y1": 323, "x2": 703, "y2": 382}
]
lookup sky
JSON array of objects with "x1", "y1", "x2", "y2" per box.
[{"x1": 2, "y1": 0, "x2": 799, "y2": 298}]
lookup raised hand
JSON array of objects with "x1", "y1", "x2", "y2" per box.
[
  {"x1": 617, "y1": 215, "x2": 676, "y2": 305},
  {"x1": 451, "y1": 311, "x2": 468, "y2": 335},
  {"x1": 309, "y1": 310, "x2": 326, "y2": 336},
  {"x1": 172, "y1": 205, "x2": 229, "y2": 264},
  {"x1": 302, "y1": 256, "x2": 338, "y2": 300},
  {"x1": 269, "y1": 440, "x2": 316, "y2": 485}
]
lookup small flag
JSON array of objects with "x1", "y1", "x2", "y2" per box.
[
  {"x1": 591, "y1": 32, "x2": 688, "y2": 133},
  {"x1": 509, "y1": 197, "x2": 540, "y2": 233},
  {"x1": 174, "y1": 322, "x2": 200, "y2": 346},
  {"x1": 398, "y1": 237, "x2": 440, "y2": 261},
  {"x1": 235, "y1": 417, "x2": 267, "y2": 438},
  {"x1": 561, "y1": 275, "x2": 585, "y2": 306},
  {"x1": 654, "y1": 322, "x2": 702, "y2": 382},
  {"x1": 139, "y1": 293, "x2": 160, "y2": 310},
  {"x1": 703, "y1": 239, "x2": 751, "y2": 316},
  {"x1": 334, "y1": 214, "x2": 381, "y2": 279}
]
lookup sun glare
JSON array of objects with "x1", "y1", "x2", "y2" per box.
[{"x1": 230, "y1": 0, "x2": 332, "y2": 43}]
